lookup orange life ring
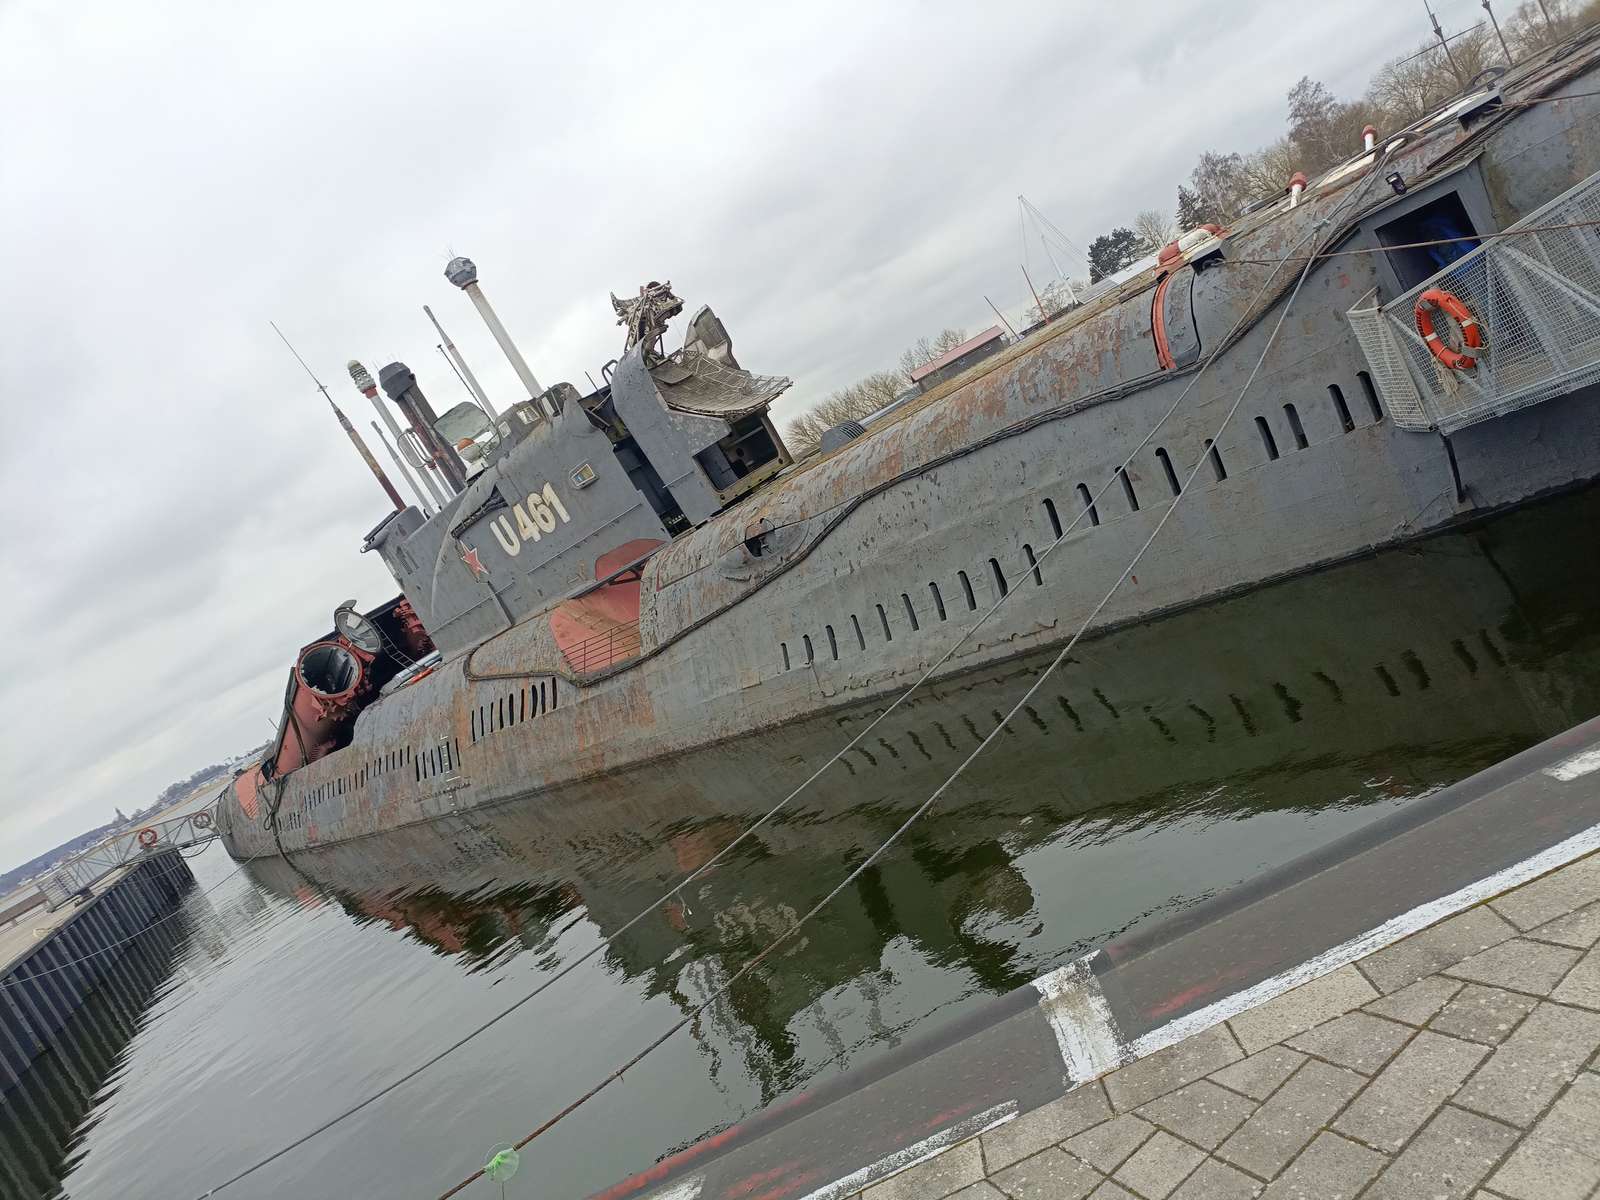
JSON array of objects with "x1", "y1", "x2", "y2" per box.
[
  {"x1": 1414, "y1": 289, "x2": 1484, "y2": 371},
  {"x1": 137, "y1": 827, "x2": 159, "y2": 848}
]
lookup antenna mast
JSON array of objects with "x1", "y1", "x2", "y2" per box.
[
  {"x1": 270, "y1": 321, "x2": 406, "y2": 512},
  {"x1": 1018, "y1": 196, "x2": 1082, "y2": 305}
]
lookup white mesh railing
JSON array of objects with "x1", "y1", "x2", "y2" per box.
[{"x1": 1347, "y1": 168, "x2": 1600, "y2": 433}]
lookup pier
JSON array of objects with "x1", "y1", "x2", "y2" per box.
[
  {"x1": 0, "y1": 849, "x2": 196, "y2": 1096},
  {"x1": 597, "y1": 716, "x2": 1600, "y2": 1200}
]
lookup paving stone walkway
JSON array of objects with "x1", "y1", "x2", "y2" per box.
[{"x1": 854, "y1": 849, "x2": 1600, "y2": 1200}]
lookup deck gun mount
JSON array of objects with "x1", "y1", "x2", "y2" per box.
[{"x1": 363, "y1": 281, "x2": 794, "y2": 660}]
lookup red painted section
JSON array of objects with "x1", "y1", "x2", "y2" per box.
[
  {"x1": 551, "y1": 539, "x2": 664, "y2": 672},
  {"x1": 274, "y1": 639, "x2": 377, "y2": 774},
  {"x1": 585, "y1": 1092, "x2": 815, "y2": 1200},
  {"x1": 1151, "y1": 273, "x2": 1176, "y2": 371}
]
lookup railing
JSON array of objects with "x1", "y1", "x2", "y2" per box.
[
  {"x1": 560, "y1": 621, "x2": 643, "y2": 676},
  {"x1": 38, "y1": 807, "x2": 219, "y2": 910},
  {"x1": 1348, "y1": 167, "x2": 1600, "y2": 433}
]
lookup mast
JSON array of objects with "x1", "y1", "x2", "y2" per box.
[
  {"x1": 270, "y1": 322, "x2": 405, "y2": 511},
  {"x1": 424, "y1": 303, "x2": 497, "y2": 419},
  {"x1": 350, "y1": 359, "x2": 448, "y2": 508},
  {"x1": 444, "y1": 256, "x2": 545, "y2": 418}
]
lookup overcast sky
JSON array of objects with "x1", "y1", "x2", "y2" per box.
[{"x1": 0, "y1": 0, "x2": 1486, "y2": 870}]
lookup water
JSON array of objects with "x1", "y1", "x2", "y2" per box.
[{"x1": 5, "y1": 489, "x2": 1600, "y2": 1200}]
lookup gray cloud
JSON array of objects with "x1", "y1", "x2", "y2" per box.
[{"x1": 0, "y1": 0, "x2": 1471, "y2": 867}]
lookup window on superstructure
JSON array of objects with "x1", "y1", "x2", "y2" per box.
[
  {"x1": 958, "y1": 571, "x2": 976, "y2": 611},
  {"x1": 826, "y1": 625, "x2": 838, "y2": 660},
  {"x1": 803, "y1": 634, "x2": 815, "y2": 664},
  {"x1": 781, "y1": 641, "x2": 791, "y2": 670},
  {"x1": 929, "y1": 582, "x2": 947, "y2": 621},
  {"x1": 851, "y1": 614, "x2": 866, "y2": 650},
  {"x1": 877, "y1": 604, "x2": 893, "y2": 641}
]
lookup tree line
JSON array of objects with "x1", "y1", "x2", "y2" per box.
[
  {"x1": 785, "y1": 328, "x2": 970, "y2": 456},
  {"x1": 1066, "y1": 1, "x2": 1600, "y2": 295},
  {"x1": 785, "y1": 1, "x2": 1597, "y2": 452}
]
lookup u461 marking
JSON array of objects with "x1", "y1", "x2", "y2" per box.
[{"x1": 490, "y1": 481, "x2": 572, "y2": 556}]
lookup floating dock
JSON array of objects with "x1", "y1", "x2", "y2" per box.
[
  {"x1": 0, "y1": 849, "x2": 195, "y2": 1096},
  {"x1": 595, "y1": 716, "x2": 1600, "y2": 1200}
]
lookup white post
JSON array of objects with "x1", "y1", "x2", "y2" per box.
[
  {"x1": 445, "y1": 257, "x2": 544, "y2": 417},
  {"x1": 1288, "y1": 171, "x2": 1308, "y2": 208}
]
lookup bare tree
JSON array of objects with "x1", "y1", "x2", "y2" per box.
[
  {"x1": 1286, "y1": 77, "x2": 1370, "y2": 175},
  {"x1": 1506, "y1": 0, "x2": 1600, "y2": 54},
  {"x1": 785, "y1": 370, "x2": 907, "y2": 458},
  {"x1": 1364, "y1": 25, "x2": 1499, "y2": 128},
  {"x1": 1133, "y1": 209, "x2": 1178, "y2": 253},
  {"x1": 1187, "y1": 151, "x2": 1254, "y2": 224}
]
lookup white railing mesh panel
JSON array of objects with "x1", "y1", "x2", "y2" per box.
[{"x1": 1347, "y1": 168, "x2": 1600, "y2": 433}]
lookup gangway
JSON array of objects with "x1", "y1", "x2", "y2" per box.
[{"x1": 36, "y1": 806, "x2": 220, "y2": 911}]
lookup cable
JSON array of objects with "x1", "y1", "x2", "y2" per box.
[
  {"x1": 432, "y1": 149, "x2": 1393, "y2": 1200},
  {"x1": 193, "y1": 149, "x2": 1394, "y2": 1200}
]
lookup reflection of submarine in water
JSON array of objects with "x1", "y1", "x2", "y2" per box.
[
  {"x1": 244, "y1": 489, "x2": 1600, "y2": 1077},
  {"x1": 0, "y1": 913, "x2": 191, "y2": 1199}
]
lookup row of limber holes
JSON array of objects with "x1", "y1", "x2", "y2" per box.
[
  {"x1": 289, "y1": 680, "x2": 564, "y2": 816},
  {"x1": 295, "y1": 728, "x2": 471, "y2": 812},
  {"x1": 777, "y1": 373, "x2": 1386, "y2": 672},
  {"x1": 469, "y1": 677, "x2": 560, "y2": 744}
]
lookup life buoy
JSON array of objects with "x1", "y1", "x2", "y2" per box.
[
  {"x1": 1415, "y1": 289, "x2": 1484, "y2": 371},
  {"x1": 137, "y1": 827, "x2": 159, "y2": 848},
  {"x1": 193, "y1": 811, "x2": 213, "y2": 830}
]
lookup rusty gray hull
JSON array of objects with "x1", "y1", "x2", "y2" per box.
[
  {"x1": 218, "y1": 469, "x2": 1600, "y2": 864},
  {"x1": 219, "y1": 47, "x2": 1600, "y2": 862}
]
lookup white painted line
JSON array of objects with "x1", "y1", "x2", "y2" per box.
[
  {"x1": 796, "y1": 1101, "x2": 1018, "y2": 1200},
  {"x1": 640, "y1": 1178, "x2": 703, "y2": 1200},
  {"x1": 1120, "y1": 821, "x2": 1600, "y2": 1066},
  {"x1": 1033, "y1": 952, "x2": 1123, "y2": 1082},
  {"x1": 1545, "y1": 747, "x2": 1600, "y2": 782}
]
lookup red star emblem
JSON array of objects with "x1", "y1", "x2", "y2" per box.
[{"x1": 459, "y1": 543, "x2": 488, "y2": 579}]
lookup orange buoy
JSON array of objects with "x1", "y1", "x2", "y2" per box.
[{"x1": 1415, "y1": 289, "x2": 1484, "y2": 371}]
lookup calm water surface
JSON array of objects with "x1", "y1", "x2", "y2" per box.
[{"x1": 5, "y1": 490, "x2": 1600, "y2": 1200}]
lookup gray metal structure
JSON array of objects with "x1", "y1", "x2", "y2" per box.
[
  {"x1": 37, "y1": 808, "x2": 217, "y2": 911},
  {"x1": 218, "y1": 30, "x2": 1600, "y2": 862}
]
